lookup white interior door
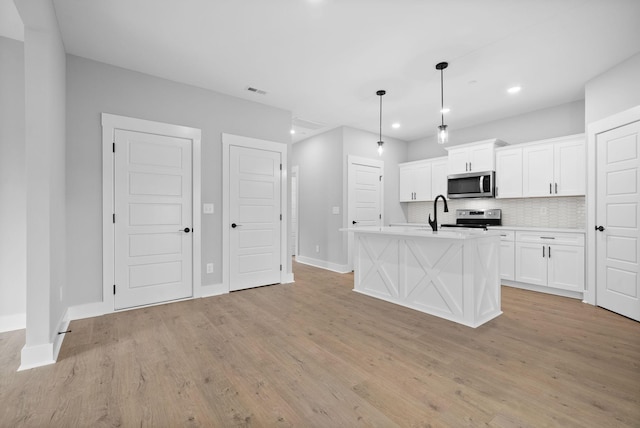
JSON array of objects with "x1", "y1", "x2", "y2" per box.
[
  {"x1": 114, "y1": 129, "x2": 193, "y2": 310},
  {"x1": 229, "y1": 146, "x2": 282, "y2": 291},
  {"x1": 347, "y1": 156, "x2": 383, "y2": 271},
  {"x1": 596, "y1": 121, "x2": 640, "y2": 321}
]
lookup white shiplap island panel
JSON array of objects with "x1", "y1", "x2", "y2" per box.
[{"x1": 347, "y1": 227, "x2": 502, "y2": 328}]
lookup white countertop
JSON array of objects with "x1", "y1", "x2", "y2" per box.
[
  {"x1": 341, "y1": 226, "x2": 501, "y2": 240},
  {"x1": 389, "y1": 223, "x2": 585, "y2": 234}
]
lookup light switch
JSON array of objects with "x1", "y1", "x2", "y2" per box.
[
  {"x1": 203, "y1": 203, "x2": 214, "y2": 214},
  {"x1": 332, "y1": 206, "x2": 340, "y2": 215}
]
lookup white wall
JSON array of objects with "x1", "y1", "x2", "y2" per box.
[
  {"x1": 585, "y1": 51, "x2": 640, "y2": 124},
  {"x1": 407, "y1": 100, "x2": 585, "y2": 161},
  {"x1": 0, "y1": 37, "x2": 26, "y2": 332},
  {"x1": 292, "y1": 126, "x2": 408, "y2": 268},
  {"x1": 65, "y1": 55, "x2": 292, "y2": 306}
]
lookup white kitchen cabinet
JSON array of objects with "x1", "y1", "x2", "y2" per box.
[
  {"x1": 522, "y1": 135, "x2": 585, "y2": 197},
  {"x1": 514, "y1": 231, "x2": 585, "y2": 292},
  {"x1": 446, "y1": 139, "x2": 507, "y2": 175},
  {"x1": 399, "y1": 157, "x2": 447, "y2": 202},
  {"x1": 431, "y1": 158, "x2": 448, "y2": 198},
  {"x1": 399, "y1": 161, "x2": 431, "y2": 202},
  {"x1": 498, "y1": 230, "x2": 515, "y2": 281},
  {"x1": 495, "y1": 147, "x2": 523, "y2": 198}
]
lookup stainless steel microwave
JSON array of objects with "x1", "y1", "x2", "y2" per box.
[{"x1": 447, "y1": 171, "x2": 495, "y2": 199}]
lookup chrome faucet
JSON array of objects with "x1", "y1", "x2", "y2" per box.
[{"x1": 428, "y1": 194, "x2": 449, "y2": 231}]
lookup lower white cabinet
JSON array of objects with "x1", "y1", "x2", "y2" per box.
[
  {"x1": 514, "y1": 231, "x2": 585, "y2": 292},
  {"x1": 499, "y1": 231, "x2": 515, "y2": 281}
]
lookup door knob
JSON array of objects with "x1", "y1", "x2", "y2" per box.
[
  {"x1": 181, "y1": 227, "x2": 191, "y2": 233},
  {"x1": 352, "y1": 220, "x2": 358, "y2": 225},
  {"x1": 595, "y1": 225, "x2": 605, "y2": 232},
  {"x1": 231, "y1": 223, "x2": 241, "y2": 228}
]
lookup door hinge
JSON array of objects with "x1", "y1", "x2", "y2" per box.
[
  {"x1": 113, "y1": 213, "x2": 115, "y2": 223},
  {"x1": 379, "y1": 214, "x2": 382, "y2": 219},
  {"x1": 379, "y1": 175, "x2": 382, "y2": 181},
  {"x1": 280, "y1": 214, "x2": 282, "y2": 220},
  {"x1": 113, "y1": 284, "x2": 116, "y2": 295},
  {"x1": 112, "y1": 142, "x2": 115, "y2": 153},
  {"x1": 280, "y1": 164, "x2": 282, "y2": 171},
  {"x1": 280, "y1": 264, "x2": 282, "y2": 271}
]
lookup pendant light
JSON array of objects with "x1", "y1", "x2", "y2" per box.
[
  {"x1": 376, "y1": 89, "x2": 386, "y2": 156},
  {"x1": 436, "y1": 61, "x2": 449, "y2": 144}
]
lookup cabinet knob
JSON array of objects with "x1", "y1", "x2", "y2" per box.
[
  {"x1": 352, "y1": 220, "x2": 358, "y2": 225},
  {"x1": 595, "y1": 225, "x2": 605, "y2": 232}
]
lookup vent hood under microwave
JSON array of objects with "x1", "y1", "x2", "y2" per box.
[{"x1": 447, "y1": 171, "x2": 495, "y2": 199}]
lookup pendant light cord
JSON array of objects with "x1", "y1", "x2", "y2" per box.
[
  {"x1": 440, "y1": 68, "x2": 444, "y2": 127},
  {"x1": 379, "y1": 93, "x2": 383, "y2": 142}
]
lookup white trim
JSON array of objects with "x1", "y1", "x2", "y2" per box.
[
  {"x1": 502, "y1": 280, "x2": 584, "y2": 300},
  {"x1": 291, "y1": 165, "x2": 299, "y2": 258},
  {"x1": 198, "y1": 283, "x2": 227, "y2": 298},
  {"x1": 0, "y1": 313, "x2": 26, "y2": 333},
  {"x1": 222, "y1": 133, "x2": 289, "y2": 291},
  {"x1": 296, "y1": 255, "x2": 351, "y2": 274},
  {"x1": 101, "y1": 113, "x2": 202, "y2": 312},
  {"x1": 67, "y1": 301, "x2": 108, "y2": 321},
  {"x1": 19, "y1": 343, "x2": 55, "y2": 371},
  {"x1": 346, "y1": 155, "x2": 384, "y2": 271},
  {"x1": 585, "y1": 105, "x2": 640, "y2": 306},
  {"x1": 52, "y1": 308, "x2": 70, "y2": 362}
]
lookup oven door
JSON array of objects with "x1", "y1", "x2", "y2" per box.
[{"x1": 447, "y1": 171, "x2": 495, "y2": 199}]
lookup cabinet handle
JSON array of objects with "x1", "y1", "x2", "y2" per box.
[
  {"x1": 542, "y1": 246, "x2": 545, "y2": 258},
  {"x1": 548, "y1": 246, "x2": 551, "y2": 258},
  {"x1": 541, "y1": 237, "x2": 555, "y2": 239},
  {"x1": 555, "y1": 183, "x2": 558, "y2": 194},
  {"x1": 469, "y1": 162, "x2": 472, "y2": 171},
  {"x1": 495, "y1": 186, "x2": 498, "y2": 197},
  {"x1": 549, "y1": 183, "x2": 552, "y2": 194}
]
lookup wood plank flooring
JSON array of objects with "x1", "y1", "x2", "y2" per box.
[{"x1": 1, "y1": 260, "x2": 639, "y2": 427}]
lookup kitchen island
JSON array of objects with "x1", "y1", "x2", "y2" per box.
[{"x1": 346, "y1": 226, "x2": 502, "y2": 328}]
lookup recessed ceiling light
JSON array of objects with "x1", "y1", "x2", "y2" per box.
[
  {"x1": 290, "y1": 129, "x2": 295, "y2": 135},
  {"x1": 392, "y1": 123, "x2": 401, "y2": 129},
  {"x1": 440, "y1": 108, "x2": 450, "y2": 114},
  {"x1": 508, "y1": 86, "x2": 522, "y2": 94}
]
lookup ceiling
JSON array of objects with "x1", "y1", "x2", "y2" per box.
[{"x1": 4, "y1": 0, "x2": 640, "y2": 143}]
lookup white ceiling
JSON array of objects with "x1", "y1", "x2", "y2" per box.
[{"x1": 5, "y1": 0, "x2": 640, "y2": 142}]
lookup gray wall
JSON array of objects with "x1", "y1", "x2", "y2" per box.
[
  {"x1": 407, "y1": 100, "x2": 586, "y2": 161},
  {"x1": 0, "y1": 37, "x2": 26, "y2": 325},
  {"x1": 66, "y1": 55, "x2": 291, "y2": 306},
  {"x1": 292, "y1": 126, "x2": 408, "y2": 267},
  {"x1": 291, "y1": 127, "x2": 344, "y2": 264},
  {"x1": 585, "y1": 51, "x2": 640, "y2": 124}
]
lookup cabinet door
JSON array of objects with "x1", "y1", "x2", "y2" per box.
[
  {"x1": 431, "y1": 159, "x2": 448, "y2": 199},
  {"x1": 515, "y1": 242, "x2": 547, "y2": 286},
  {"x1": 399, "y1": 166, "x2": 414, "y2": 202},
  {"x1": 554, "y1": 139, "x2": 585, "y2": 196},
  {"x1": 447, "y1": 148, "x2": 469, "y2": 174},
  {"x1": 468, "y1": 143, "x2": 494, "y2": 172},
  {"x1": 495, "y1": 148, "x2": 523, "y2": 198},
  {"x1": 523, "y1": 144, "x2": 554, "y2": 197},
  {"x1": 500, "y1": 241, "x2": 515, "y2": 281},
  {"x1": 547, "y1": 244, "x2": 585, "y2": 291},
  {"x1": 413, "y1": 163, "x2": 432, "y2": 201}
]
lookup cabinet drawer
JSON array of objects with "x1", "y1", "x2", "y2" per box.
[
  {"x1": 496, "y1": 230, "x2": 515, "y2": 242},
  {"x1": 515, "y1": 231, "x2": 584, "y2": 246}
]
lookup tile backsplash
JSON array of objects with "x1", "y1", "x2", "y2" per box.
[{"x1": 407, "y1": 196, "x2": 585, "y2": 229}]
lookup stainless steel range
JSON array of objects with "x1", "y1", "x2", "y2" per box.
[{"x1": 440, "y1": 209, "x2": 502, "y2": 230}]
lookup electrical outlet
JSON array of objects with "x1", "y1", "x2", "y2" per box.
[
  {"x1": 315, "y1": 245, "x2": 320, "y2": 253},
  {"x1": 203, "y1": 203, "x2": 214, "y2": 214},
  {"x1": 206, "y1": 263, "x2": 214, "y2": 273},
  {"x1": 332, "y1": 206, "x2": 340, "y2": 215},
  {"x1": 59, "y1": 286, "x2": 63, "y2": 302},
  {"x1": 540, "y1": 206, "x2": 548, "y2": 216}
]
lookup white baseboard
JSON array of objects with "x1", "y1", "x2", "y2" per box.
[
  {"x1": 502, "y1": 280, "x2": 583, "y2": 300},
  {"x1": 67, "y1": 301, "x2": 108, "y2": 321},
  {"x1": 52, "y1": 308, "x2": 70, "y2": 361},
  {"x1": 282, "y1": 273, "x2": 295, "y2": 283},
  {"x1": 295, "y1": 256, "x2": 351, "y2": 274},
  {"x1": 0, "y1": 312, "x2": 26, "y2": 333},
  {"x1": 198, "y1": 283, "x2": 228, "y2": 298},
  {"x1": 19, "y1": 342, "x2": 55, "y2": 371}
]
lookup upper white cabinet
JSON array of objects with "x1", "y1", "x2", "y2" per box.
[
  {"x1": 522, "y1": 135, "x2": 585, "y2": 197},
  {"x1": 399, "y1": 157, "x2": 447, "y2": 202},
  {"x1": 495, "y1": 147, "x2": 523, "y2": 198},
  {"x1": 446, "y1": 139, "x2": 507, "y2": 174}
]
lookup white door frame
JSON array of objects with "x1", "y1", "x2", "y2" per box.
[
  {"x1": 102, "y1": 113, "x2": 202, "y2": 311},
  {"x1": 346, "y1": 155, "x2": 384, "y2": 271},
  {"x1": 585, "y1": 105, "x2": 640, "y2": 305},
  {"x1": 222, "y1": 133, "x2": 289, "y2": 290},
  {"x1": 291, "y1": 165, "x2": 299, "y2": 258}
]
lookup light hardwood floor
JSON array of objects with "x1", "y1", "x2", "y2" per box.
[{"x1": 1, "y1": 260, "x2": 639, "y2": 427}]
